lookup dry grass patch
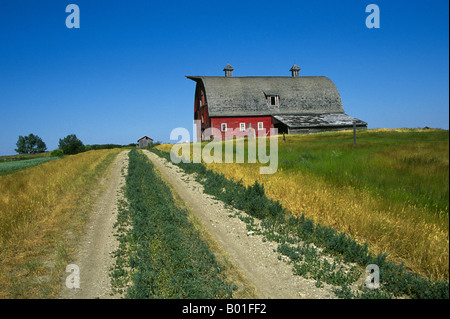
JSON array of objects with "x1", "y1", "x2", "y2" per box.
[{"x1": 0, "y1": 149, "x2": 121, "y2": 298}]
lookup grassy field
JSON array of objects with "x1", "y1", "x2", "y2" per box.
[
  {"x1": 0, "y1": 157, "x2": 58, "y2": 175},
  {"x1": 0, "y1": 152, "x2": 51, "y2": 161},
  {"x1": 156, "y1": 128, "x2": 449, "y2": 281},
  {"x1": 0, "y1": 149, "x2": 121, "y2": 298}
]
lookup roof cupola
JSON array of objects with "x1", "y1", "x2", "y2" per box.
[
  {"x1": 223, "y1": 64, "x2": 234, "y2": 77},
  {"x1": 290, "y1": 64, "x2": 301, "y2": 77}
]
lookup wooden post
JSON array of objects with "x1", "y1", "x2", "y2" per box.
[{"x1": 353, "y1": 121, "x2": 357, "y2": 146}]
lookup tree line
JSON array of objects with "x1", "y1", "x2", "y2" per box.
[{"x1": 15, "y1": 133, "x2": 137, "y2": 156}]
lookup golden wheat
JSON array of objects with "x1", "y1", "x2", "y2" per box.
[
  {"x1": 206, "y1": 161, "x2": 448, "y2": 280},
  {"x1": 155, "y1": 132, "x2": 449, "y2": 280},
  {"x1": 0, "y1": 149, "x2": 121, "y2": 298}
]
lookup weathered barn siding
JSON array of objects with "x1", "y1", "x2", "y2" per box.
[
  {"x1": 196, "y1": 105, "x2": 210, "y2": 129},
  {"x1": 137, "y1": 136, "x2": 153, "y2": 148}
]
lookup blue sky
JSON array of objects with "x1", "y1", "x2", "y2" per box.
[{"x1": 0, "y1": 0, "x2": 448, "y2": 155}]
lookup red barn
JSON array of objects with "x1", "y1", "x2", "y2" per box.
[{"x1": 187, "y1": 64, "x2": 367, "y2": 141}]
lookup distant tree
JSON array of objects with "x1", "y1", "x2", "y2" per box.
[
  {"x1": 50, "y1": 149, "x2": 64, "y2": 157},
  {"x1": 15, "y1": 133, "x2": 47, "y2": 154},
  {"x1": 58, "y1": 134, "x2": 85, "y2": 155}
]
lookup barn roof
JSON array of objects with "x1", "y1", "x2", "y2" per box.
[
  {"x1": 186, "y1": 76, "x2": 345, "y2": 117},
  {"x1": 274, "y1": 113, "x2": 367, "y2": 129},
  {"x1": 137, "y1": 136, "x2": 153, "y2": 142}
]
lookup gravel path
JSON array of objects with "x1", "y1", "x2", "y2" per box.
[
  {"x1": 60, "y1": 151, "x2": 129, "y2": 299},
  {"x1": 143, "y1": 150, "x2": 337, "y2": 299}
]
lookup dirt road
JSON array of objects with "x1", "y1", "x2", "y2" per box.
[
  {"x1": 143, "y1": 150, "x2": 336, "y2": 299},
  {"x1": 60, "y1": 150, "x2": 129, "y2": 299},
  {"x1": 59, "y1": 149, "x2": 336, "y2": 299}
]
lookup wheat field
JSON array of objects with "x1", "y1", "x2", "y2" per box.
[
  {"x1": 0, "y1": 149, "x2": 120, "y2": 298},
  {"x1": 157, "y1": 128, "x2": 449, "y2": 280}
]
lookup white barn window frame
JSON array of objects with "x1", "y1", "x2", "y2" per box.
[
  {"x1": 221, "y1": 123, "x2": 227, "y2": 132},
  {"x1": 267, "y1": 95, "x2": 280, "y2": 107},
  {"x1": 258, "y1": 122, "x2": 264, "y2": 130},
  {"x1": 239, "y1": 123, "x2": 246, "y2": 132}
]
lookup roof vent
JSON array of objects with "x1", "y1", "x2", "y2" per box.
[
  {"x1": 223, "y1": 64, "x2": 234, "y2": 77},
  {"x1": 290, "y1": 64, "x2": 301, "y2": 77}
]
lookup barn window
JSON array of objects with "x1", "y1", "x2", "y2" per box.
[
  {"x1": 258, "y1": 122, "x2": 264, "y2": 130},
  {"x1": 200, "y1": 90, "x2": 205, "y2": 107},
  {"x1": 267, "y1": 95, "x2": 280, "y2": 107},
  {"x1": 240, "y1": 123, "x2": 246, "y2": 132},
  {"x1": 221, "y1": 123, "x2": 227, "y2": 132}
]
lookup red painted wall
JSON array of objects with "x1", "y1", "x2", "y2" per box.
[
  {"x1": 207, "y1": 116, "x2": 274, "y2": 140},
  {"x1": 193, "y1": 80, "x2": 275, "y2": 141}
]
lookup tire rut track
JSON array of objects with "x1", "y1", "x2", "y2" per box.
[
  {"x1": 143, "y1": 150, "x2": 336, "y2": 299},
  {"x1": 60, "y1": 150, "x2": 129, "y2": 299}
]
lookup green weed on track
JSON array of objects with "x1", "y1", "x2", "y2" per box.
[{"x1": 110, "y1": 149, "x2": 235, "y2": 298}]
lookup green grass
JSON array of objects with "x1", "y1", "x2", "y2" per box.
[
  {"x1": 154, "y1": 127, "x2": 450, "y2": 296},
  {"x1": 168, "y1": 128, "x2": 448, "y2": 229},
  {"x1": 0, "y1": 152, "x2": 51, "y2": 161},
  {"x1": 204, "y1": 129, "x2": 448, "y2": 280},
  {"x1": 110, "y1": 149, "x2": 235, "y2": 298},
  {"x1": 0, "y1": 157, "x2": 58, "y2": 175},
  {"x1": 277, "y1": 129, "x2": 449, "y2": 220}
]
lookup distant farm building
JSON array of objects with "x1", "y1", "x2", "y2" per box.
[
  {"x1": 137, "y1": 136, "x2": 153, "y2": 148},
  {"x1": 187, "y1": 64, "x2": 367, "y2": 141}
]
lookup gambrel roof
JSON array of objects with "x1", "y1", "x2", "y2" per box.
[{"x1": 186, "y1": 76, "x2": 345, "y2": 117}]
